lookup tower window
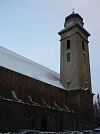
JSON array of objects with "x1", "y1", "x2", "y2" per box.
[
  {"x1": 67, "y1": 40, "x2": 70, "y2": 50},
  {"x1": 82, "y1": 40, "x2": 85, "y2": 51},
  {"x1": 83, "y1": 53, "x2": 86, "y2": 62},
  {"x1": 67, "y1": 52, "x2": 70, "y2": 62}
]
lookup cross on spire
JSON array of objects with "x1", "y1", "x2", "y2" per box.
[{"x1": 72, "y1": 8, "x2": 75, "y2": 13}]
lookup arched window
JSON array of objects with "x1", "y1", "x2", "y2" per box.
[
  {"x1": 18, "y1": 84, "x2": 22, "y2": 94},
  {"x1": 67, "y1": 40, "x2": 70, "y2": 50},
  {"x1": 82, "y1": 40, "x2": 85, "y2": 51},
  {"x1": 83, "y1": 53, "x2": 86, "y2": 62},
  {"x1": 18, "y1": 84, "x2": 22, "y2": 90},
  {"x1": 67, "y1": 52, "x2": 70, "y2": 62}
]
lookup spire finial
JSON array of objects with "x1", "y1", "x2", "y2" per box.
[{"x1": 72, "y1": 8, "x2": 75, "y2": 13}]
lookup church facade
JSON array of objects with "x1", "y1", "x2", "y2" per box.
[{"x1": 0, "y1": 12, "x2": 94, "y2": 132}]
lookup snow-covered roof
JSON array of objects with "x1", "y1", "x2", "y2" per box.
[{"x1": 0, "y1": 46, "x2": 66, "y2": 90}]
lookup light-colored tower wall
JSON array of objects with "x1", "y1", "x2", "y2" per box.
[{"x1": 58, "y1": 13, "x2": 92, "y2": 92}]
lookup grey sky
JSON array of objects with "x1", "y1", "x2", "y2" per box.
[{"x1": 0, "y1": 0, "x2": 100, "y2": 96}]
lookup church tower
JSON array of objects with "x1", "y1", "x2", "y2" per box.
[{"x1": 58, "y1": 12, "x2": 92, "y2": 92}]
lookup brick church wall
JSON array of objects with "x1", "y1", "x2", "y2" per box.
[
  {"x1": 0, "y1": 67, "x2": 71, "y2": 132},
  {"x1": 0, "y1": 66, "x2": 94, "y2": 132}
]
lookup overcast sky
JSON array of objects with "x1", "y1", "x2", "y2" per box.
[{"x1": 0, "y1": 0, "x2": 100, "y2": 96}]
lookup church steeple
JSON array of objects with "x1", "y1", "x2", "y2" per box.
[{"x1": 58, "y1": 13, "x2": 92, "y2": 92}]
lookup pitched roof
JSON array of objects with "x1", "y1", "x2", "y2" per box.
[{"x1": 0, "y1": 46, "x2": 66, "y2": 90}]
